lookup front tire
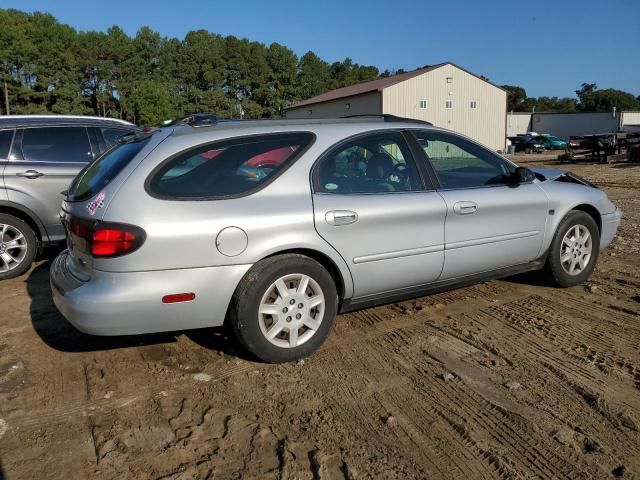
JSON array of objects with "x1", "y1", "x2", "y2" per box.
[
  {"x1": 545, "y1": 211, "x2": 600, "y2": 287},
  {"x1": 0, "y1": 214, "x2": 37, "y2": 280},
  {"x1": 228, "y1": 254, "x2": 338, "y2": 363}
]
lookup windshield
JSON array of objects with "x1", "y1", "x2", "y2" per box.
[{"x1": 67, "y1": 137, "x2": 150, "y2": 202}]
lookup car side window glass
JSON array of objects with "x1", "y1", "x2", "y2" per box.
[
  {"x1": 148, "y1": 132, "x2": 313, "y2": 199},
  {"x1": 413, "y1": 131, "x2": 514, "y2": 189},
  {"x1": 21, "y1": 127, "x2": 92, "y2": 163},
  {"x1": 0, "y1": 129, "x2": 13, "y2": 159},
  {"x1": 101, "y1": 128, "x2": 135, "y2": 150},
  {"x1": 316, "y1": 132, "x2": 422, "y2": 194}
]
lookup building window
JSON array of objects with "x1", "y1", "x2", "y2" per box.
[
  {"x1": 445, "y1": 100, "x2": 453, "y2": 109},
  {"x1": 419, "y1": 100, "x2": 428, "y2": 109},
  {"x1": 446, "y1": 77, "x2": 453, "y2": 83},
  {"x1": 470, "y1": 101, "x2": 477, "y2": 109},
  {"x1": 308, "y1": 109, "x2": 313, "y2": 116},
  {"x1": 345, "y1": 103, "x2": 351, "y2": 110}
]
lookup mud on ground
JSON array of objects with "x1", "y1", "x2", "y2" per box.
[{"x1": 0, "y1": 158, "x2": 639, "y2": 479}]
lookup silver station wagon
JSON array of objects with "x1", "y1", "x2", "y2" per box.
[{"x1": 50, "y1": 115, "x2": 622, "y2": 363}]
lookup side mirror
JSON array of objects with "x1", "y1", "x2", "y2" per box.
[{"x1": 512, "y1": 166, "x2": 535, "y2": 185}]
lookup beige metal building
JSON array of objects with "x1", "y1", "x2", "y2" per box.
[{"x1": 285, "y1": 62, "x2": 508, "y2": 151}]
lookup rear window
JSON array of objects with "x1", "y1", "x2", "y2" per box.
[
  {"x1": 147, "y1": 132, "x2": 313, "y2": 199},
  {"x1": 67, "y1": 137, "x2": 150, "y2": 202},
  {"x1": 0, "y1": 129, "x2": 13, "y2": 158}
]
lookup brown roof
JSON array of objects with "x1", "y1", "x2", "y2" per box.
[{"x1": 286, "y1": 62, "x2": 504, "y2": 109}]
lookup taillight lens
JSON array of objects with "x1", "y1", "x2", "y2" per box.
[
  {"x1": 65, "y1": 216, "x2": 145, "y2": 258},
  {"x1": 91, "y1": 224, "x2": 146, "y2": 258}
]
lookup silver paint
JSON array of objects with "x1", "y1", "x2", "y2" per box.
[{"x1": 50, "y1": 120, "x2": 621, "y2": 336}]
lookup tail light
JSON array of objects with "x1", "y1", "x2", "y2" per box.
[
  {"x1": 66, "y1": 217, "x2": 145, "y2": 258},
  {"x1": 91, "y1": 224, "x2": 146, "y2": 257}
]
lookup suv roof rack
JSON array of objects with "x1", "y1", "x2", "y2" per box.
[
  {"x1": 0, "y1": 114, "x2": 137, "y2": 127},
  {"x1": 169, "y1": 113, "x2": 218, "y2": 128},
  {"x1": 340, "y1": 114, "x2": 432, "y2": 126}
]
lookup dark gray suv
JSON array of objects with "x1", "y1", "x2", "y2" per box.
[{"x1": 0, "y1": 115, "x2": 139, "y2": 279}]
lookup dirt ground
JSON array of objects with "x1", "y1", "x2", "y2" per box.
[{"x1": 0, "y1": 155, "x2": 639, "y2": 480}]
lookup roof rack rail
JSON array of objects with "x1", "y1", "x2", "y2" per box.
[
  {"x1": 169, "y1": 113, "x2": 218, "y2": 128},
  {"x1": 340, "y1": 114, "x2": 432, "y2": 126}
]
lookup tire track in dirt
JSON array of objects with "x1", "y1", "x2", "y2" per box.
[
  {"x1": 377, "y1": 322, "x2": 599, "y2": 479},
  {"x1": 486, "y1": 295, "x2": 640, "y2": 393},
  {"x1": 315, "y1": 317, "x2": 591, "y2": 479},
  {"x1": 415, "y1": 300, "x2": 640, "y2": 473}
]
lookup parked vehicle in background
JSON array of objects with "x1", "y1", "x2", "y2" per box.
[
  {"x1": 0, "y1": 115, "x2": 140, "y2": 279},
  {"x1": 508, "y1": 136, "x2": 545, "y2": 154},
  {"x1": 536, "y1": 134, "x2": 568, "y2": 150},
  {"x1": 50, "y1": 115, "x2": 621, "y2": 363}
]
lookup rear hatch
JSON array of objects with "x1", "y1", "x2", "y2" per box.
[{"x1": 60, "y1": 129, "x2": 170, "y2": 280}]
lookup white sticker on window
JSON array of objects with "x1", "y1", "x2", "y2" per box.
[{"x1": 325, "y1": 183, "x2": 338, "y2": 191}]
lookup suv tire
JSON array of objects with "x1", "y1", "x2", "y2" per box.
[
  {"x1": 545, "y1": 210, "x2": 600, "y2": 287},
  {"x1": 229, "y1": 254, "x2": 338, "y2": 363},
  {"x1": 0, "y1": 214, "x2": 37, "y2": 280}
]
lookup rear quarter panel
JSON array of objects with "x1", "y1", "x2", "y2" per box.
[{"x1": 92, "y1": 126, "x2": 367, "y2": 299}]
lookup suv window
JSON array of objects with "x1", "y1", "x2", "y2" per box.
[
  {"x1": 101, "y1": 127, "x2": 136, "y2": 149},
  {"x1": 21, "y1": 126, "x2": 93, "y2": 163},
  {"x1": 315, "y1": 132, "x2": 422, "y2": 193},
  {"x1": 412, "y1": 131, "x2": 514, "y2": 189},
  {"x1": 0, "y1": 129, "x2": 13, "y2": 158},
  {"x1": 148, "y1": 132, "x2": 313, "y2": 199},
  {"x1": 67, "y1": 137, "x2": 151, "y2": 202}
]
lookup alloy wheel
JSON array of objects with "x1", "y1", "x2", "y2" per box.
[
  {"x1": 0, "y1": 223, "x2": 29, "y2": 273},
  {"x1": 560, "y1": 224, "x2": 592, "y2": 276},
  {"x1": 258, "y1": 273, "x2": 325, "y2": 348}
]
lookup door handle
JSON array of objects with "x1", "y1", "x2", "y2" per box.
[
  {"x1": 453, "y1": 201, "x2": 478, "y2": 215},
  {"x1": 325, "y1": 210, "x2": 358, "y2": 226},
  {"x1": 16, "y1": 170, "x2": 44, "y2": 179}
]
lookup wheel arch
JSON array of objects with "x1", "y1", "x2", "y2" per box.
[
  {"x1": 571, "y1": 203, "x2": 602, "y2": 232},
  {"x1": 263, "y1": 248, "x2": 348, "y2": 300},
  {"x1": 0, "y1": 201, "x2": 48, "y2": 243}
]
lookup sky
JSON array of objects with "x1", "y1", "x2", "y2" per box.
[{"x1": 3, "y1": 0, "x2": 639, "y2": 98}]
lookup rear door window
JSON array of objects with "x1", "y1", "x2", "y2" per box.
[
  {"x1": 21, "y1": 126, "x2": 93, "y2": 163},
  {"x1": 67, "y1": 137, "x2": 151, "y2": 202},
  {"x1": 0, "y1": 129, "x2": 14, "y2": 158},
  {"x1": 147, "y1": 132, "x2": 314, "y2": 199}
]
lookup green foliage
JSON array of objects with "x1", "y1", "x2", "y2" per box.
[
  {"x1": 501, "y1": 85, "x2": 527, "y2": 111},
  {"x1": 520, "y1": 96, "x2": 578, "y2": 113},
  {"x1": 130, "y1": 78, "x2": 172, "y2": 125},
  {"x1": 575, "y1": 83, "x2": 640, "y2": 112},
  {"x1": 0, "y1": 8, "x2": 384, "y2": 125},
  {"x1": 505, "y1": 82, "x2": 640, "y2": 113}
]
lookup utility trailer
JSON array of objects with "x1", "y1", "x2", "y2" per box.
[{"x1": 559, "y1": 132, "x2": 640, "y2": 164}]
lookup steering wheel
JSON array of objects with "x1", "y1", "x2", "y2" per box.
[{"x1": 387, "y1": 164, "x2": 409, "y2": 186}]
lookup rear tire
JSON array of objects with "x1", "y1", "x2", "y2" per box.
[
  {"x1": 0, "y1": 214, "x2": 37, "y2": 280},
  {"x1": 545, "y1": 211, "x2": 599, "y2": 287},
  {"x1": 228, "y1": 254, "x2": 338, "y2": 363}
]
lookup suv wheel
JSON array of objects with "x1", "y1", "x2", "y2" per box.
[
  {"x1": 545, "y1": 210, "x2": 599, "y2": 287},
  {"x1": 0, "y1": 214, "x2": 37, "y2": 280},
  {"x1": 229, "y1": 254, "x2": 338, "y2": 363}
]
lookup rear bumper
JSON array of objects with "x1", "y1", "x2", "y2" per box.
[
  {"x1": 600, "y1": 208, "x2": 622, "y2": 250},
  {"x1": 50, "y1": 251, "x2": 252, "y2": 336}
]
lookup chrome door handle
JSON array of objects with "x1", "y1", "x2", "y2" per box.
[
  {"x1": 16, "y1": 170, "x2": 44, "y2": 179},
  {"x1": 453, "y1": 201, "x2": 478, "y2": 215},
  {"x1": 325, "y1": 210, "x2": 358, "y2": 226}
]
